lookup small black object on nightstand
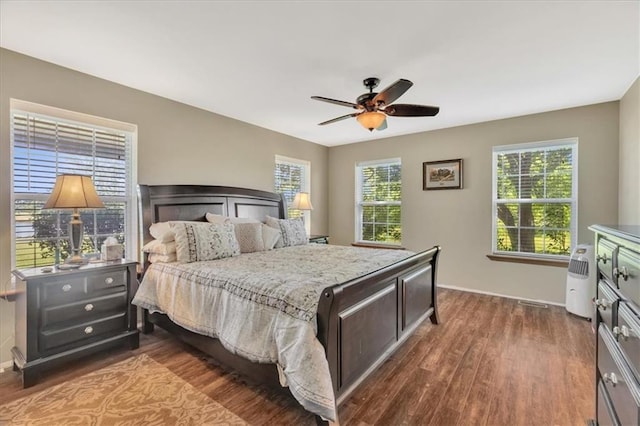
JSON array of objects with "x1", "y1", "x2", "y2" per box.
[{"x1": 309, "y1": 235, "x2": 329, "y2": 244}]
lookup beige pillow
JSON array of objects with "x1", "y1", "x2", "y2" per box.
[
  {"x1": 206, "y1": 212, "x2": 260, "y2": 224},
  {"x1": 170, "y1": 221, "x2": 240, "y2": 263},
  {"x1": 148, "y1": 253, "x2": 177, "y2": 263},
  {"x1": 234, "y1": 222, "x2": 265, "y2": 253}
]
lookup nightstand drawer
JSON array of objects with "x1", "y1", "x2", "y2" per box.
[
  {"x1": 41, "y1": 292, "x2": 127, "y2": 328},
  {"x1": 39, "y1": 313, "x2": 127, "y2": 352},
  {"x1": 88, "y1": 269, "x2": 127, "y2": 293},
  {"x1": 598, "y1": 238, "x2": 618, "y2": 282},
  {"x1": 42, "y1": 277, "x2": 86, "y2": 306},
  {"x1": 597, "y1": 281, "x2": 620, "y2": 330},
  {"x1": 617, "y1": 248, "x2": 640, "y2": 304}
]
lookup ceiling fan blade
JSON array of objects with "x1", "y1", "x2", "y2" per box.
[
  {"x1": 376, "y1": 118, "x2": 387, "y2": 131},
  {"x1": 318, "y1": 113, "x2": 359, "y2": 126},
  {"x1": 311, "y1": 96, "x2": 360, "y2": 109},
  {"x1": 372, "y1": 79, "x2": 413, "y2": 106},
  {"x1": 384, "y1": 104, "x2": 440, "y2": 117}
]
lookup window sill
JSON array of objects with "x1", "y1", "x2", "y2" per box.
[
  {"x1": 486, "y1": 254, "x2": 569, "y2": 268},
  {"x1": 352, "y1": 242, "x2": 406, "y2": 250}
]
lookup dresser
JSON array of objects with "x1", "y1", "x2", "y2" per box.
[
  {"x1": 11, "y1": 260, "x2": 139, "y2": 387},
  {"x1": 309, "y1": 234, "x2": 329, "y2": 244},
  {"x1": 590, "y1": 225, "x2": 640, "y2": 425}
]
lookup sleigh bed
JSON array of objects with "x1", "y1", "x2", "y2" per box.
[{"x1": 135, "y1": 184, "x2": 440, "y2": 422}]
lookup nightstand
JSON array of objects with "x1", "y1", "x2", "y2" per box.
[
  {"x1": 11, "y1": 260, "x2": 139, "y2": 387},
  {"x1": 309, "y1": 235, "x2": 329, "y2": 244}
]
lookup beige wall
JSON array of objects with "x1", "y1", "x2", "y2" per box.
[
  {"x1": 619, "y1": 76, "x2": 640, "y2": 224},
  {"x1": 328, "y1": 102, "x2": 620, "y2": 304},
  {"x1": 0, "y1": 48, "x2": 329, "y2": 364}
]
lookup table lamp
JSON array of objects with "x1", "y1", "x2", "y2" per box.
[{"x1": 43, "y1": 174, "x2": 105, "y2": 264}]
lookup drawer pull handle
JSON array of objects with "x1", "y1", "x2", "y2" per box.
[
  {"x1": 594, "y1": 299, "x2": 611, "y2": 310},
  {"x1": 84, "y1": 326, "x2": 94, "y2": 334},
  {"x1": 614, "y1": 266, "x2": 630, "y2": 281},
  {"x1": 62, "y1": 284, "x2": 72, "y2": 292},
  {"x1": 597, "y1": 253, "x2": 609, "y2": 264},
  {"x1": 105, "y1": 277, "x2": 114, "y2": 285},
  {"x1": 84, "y1": 303, "x2": 94, "y2": 312},
  {"x1": 603, "y1": 372, "x2": 618, "y2": 386},
  {"x1": 613, "y1": 325, "x2": 631, "y2": 340}
]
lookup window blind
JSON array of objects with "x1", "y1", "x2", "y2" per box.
[
  {"x1": 12, "y1": 111, "x2": 132, "y2": 268},
  {"x1": 356, "y1": 159, "x2": 402, "y2": 244},
  {"x1": 274, "y1": 156, "x2": 309, "y2": 219},
  {"x1": 492, "y1": 139, "x2": 577, "y2": 257}
]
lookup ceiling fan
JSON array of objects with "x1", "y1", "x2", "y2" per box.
[{"x1": 311, "y1": 77, "x2": 439, "y2": 132}]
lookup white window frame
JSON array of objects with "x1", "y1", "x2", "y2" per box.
[
  {"x1": 10, "y1": 99, "x2": 138, "y2": 267},
  {"x1": 274, "y1": 155, "x2": 311, "y2": 234},
  {"x1": 491, "y1": 138, "x2": 578, "y2": 259},
  {"x1": 355, "y1": 157, "x2": 402, "y2": 245}
]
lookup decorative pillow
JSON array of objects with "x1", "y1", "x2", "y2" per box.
[
  {"x1": 148, "y1": 253, "x2": 177, "y2": 263},
  {"x1": 234, "y1": 222, "x2": 265, "y2": 253},
  {"x1": 149, "y1": 222, "x2": 175, "y2": 243},
  {"x1": 265, "y1": 216, "x2": 308, "y2": 247},
  {"x1": 206, "y1": 212, "x2": 260, "y2": 224},
  {"x1": 142, "y1": 239, "x2": 177, "y2": 255},
  {"x1": 170, "y1": 221, "x2": 240, "y2": 263},
  {"x1": 261, "y1": 224, "x2": 281, "y2": 250}
]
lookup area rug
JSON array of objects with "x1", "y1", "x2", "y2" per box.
[{"x1": 0, "y1": 354, "x2": 248, "y2": 425}]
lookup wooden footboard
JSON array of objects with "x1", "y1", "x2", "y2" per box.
[{"x1": 316, "y1": 245, "x2": 440, "y2": 404}]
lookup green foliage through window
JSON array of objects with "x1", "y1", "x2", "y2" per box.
[
  {"x1": 357, "y1": 160, "x2": 402, "y2": 244},
  {"x1": 493, "y1": 141, "x2": 577, "y2": 257}
]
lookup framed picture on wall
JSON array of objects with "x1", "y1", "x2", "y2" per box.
[{"x1": 423, "y1": 159, "x2": 463, "y2": 190}]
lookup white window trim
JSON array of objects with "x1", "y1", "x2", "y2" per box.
[
  {"x1": 275, "y1": 155, "x2": 311, "y2": 234},
  {"x1": 355, "y1": 157, "x2": 402, "y2": 245},
  {"x1": 10, "y1": 99, "x2": 138, "y2": 267},
  {"x1": 491, "y1": 137, "x2": 578, "y2": 260}
]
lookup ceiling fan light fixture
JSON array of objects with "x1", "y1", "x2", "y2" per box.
[{"x1": 357, "y1": 111, "x2": 386, "y2": 131}]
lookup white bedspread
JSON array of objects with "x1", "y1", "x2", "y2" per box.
[{"x1": 132, "y1": 244, "x2": 414, "y2": 421}]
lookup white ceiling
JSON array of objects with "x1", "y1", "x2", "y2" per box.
[{"x1": 1, "y1": 1, "x2": 638, "y2": 147}]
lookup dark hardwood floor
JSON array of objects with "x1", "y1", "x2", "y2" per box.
[{"x1": 0, "y1": 288, "x2": 594, "y2": 425}]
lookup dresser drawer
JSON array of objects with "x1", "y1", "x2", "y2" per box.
[
  {"x1": 598, "y1": 324, "x2": 640, "y2": 426},
  {"x1": 39, "y1": 313, "x2": 127, "y2": 352},
  {"x1": 616, "y1": 303, "x2": 640, "y2": 381},
  {"x1": 42, "y1": 277, "x2": 87, "y2": 306},
  {"x1": 598, "y1": 378, "x2": 621, "y2": 426},
  {"x1": 597, "y1": 281, "x2": 620, "y2": 330},
  {"x1": 598, "y1": 238, "x2": 618, "y2": 282},
  {"x1": 88, "y1": 269, "x2": 127, "y2": 294},
  {"x1": 41, "y1": 292, "x2": 127, "y2": 328},
  {"x1": 617, "y1": 248, "x2": 640, "y2": 302}
]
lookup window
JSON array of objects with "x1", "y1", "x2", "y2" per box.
[
  {"x1": 492, "y1": 138, "x2": 577, "y2": 258},
  {"x1": 274, "y1": 155, "x2": 310, "y2": 231},
  {"x1": 11, "y1": 101, "x2": 137, "y2": 268},
  {"x1": 356, "y1": 158, "x2": 402, "y2": 244}
]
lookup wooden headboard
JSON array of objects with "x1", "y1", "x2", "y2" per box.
[{"x1": 138, "y1": 184, "x2": 287, "y2": 246}]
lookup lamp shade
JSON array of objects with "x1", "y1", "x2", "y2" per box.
[
  {"x1": 356, "y1": 111, "x2": 386, "y2": 131},
  {"x1": 291, "y1": 192, "x2": 313, "y2": 211},
  {"x1": 43, "y1": 174, "x2": 105, "y2": 210}
]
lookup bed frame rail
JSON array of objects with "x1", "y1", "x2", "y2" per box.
[{"x1": 316, "y1": 245, "x2": 440, "y2": 404}]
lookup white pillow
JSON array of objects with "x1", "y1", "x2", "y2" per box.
[
  {"x1": 170, "y1": 221, "x2": 240, "y2": 263},
  {"x1": 234, "y1": 222, "x2": 265, "y2": 253},
  {"x1": 149, "y1": 222, "x2": 175, "y2": 243},
  {"x1": 142, "y1": 239, "x2": 177, "y2": 255},
  {"x1": 261, "y1": 224, "x2": 281, "y2": 250},
  {"x1": 265, "y1": 216, "x2": 308, "y2": 247}
]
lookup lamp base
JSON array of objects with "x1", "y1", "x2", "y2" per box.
[{"x1": 68, "y1": 209, "x2": 84, "y2": 263}]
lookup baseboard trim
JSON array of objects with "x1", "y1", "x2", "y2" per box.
[
  {"x1": 0, "y1": 359, "x2": 14, "y2": 373},
  {"x1": 437, "y1": 283, "x2": 564, "y2": 308}
]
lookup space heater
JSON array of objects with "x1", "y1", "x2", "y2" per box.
[{"x1": 565, "y1": 244, "x2": 595, "y2": 319}]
